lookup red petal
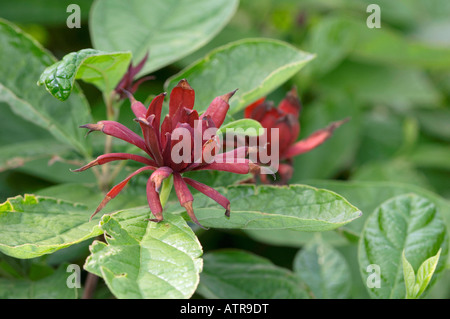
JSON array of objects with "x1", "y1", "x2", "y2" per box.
[
  {"x1": 284, "y1": 118, "x2": 349, "y2": 159},
  {"x1": 200, "y1": 89, "x2": 237, "y2": 128},
  {"x1": 169, "y1": 79, "x2": 195, "y2": 117},
  {"x1": 173, "y1": 172, "x2": 206, "y2": 229},
  {"x1": 90, "y1": 166, "x2": 155, "y2": 220},
  {"x1": 146, "y1": 92, "x2": 166, "y2": 130},
  {"x1": 146, "y1": 177, "x2": 163, "y2": 222},
  {"x1": 193, "y1": 160, "x2": 260, "y2": 175},
  {"x1": 244, "y1": 97, "x2": 266, "y2": 119},
  {"x1": 278, "y1": 87, "x2": 301, "y2": 117},
  {"x1": 184, "y1": 177, "x2": 230, "y2": 217},
  {"x1": 80, "y1": 121, "x2": 150, "y2": 155},
  {"x1": 125, "y1": 92, "x2": 147, "y2": 118},
  {"x1": 150, "y1": 166, "x2": 173, "y2": 193},
  {"x1": 72, "y1": 153, "x2": 156, "y2": 172},
  {"x1": 135, "y1": 116, "x2": 164, "y2": 166}
]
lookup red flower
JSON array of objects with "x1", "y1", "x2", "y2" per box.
[
  {"x1": 114, "y1": 52, "x2": 154, "y2": 100},
  {"x1": 244, "y1": 87, "x2": 348, "y2": 183},
  {"x1": 74, "y1": 79, "x2": 259, "y2": 228}
]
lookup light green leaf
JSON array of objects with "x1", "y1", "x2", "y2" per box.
[
  {"x1": 358, "y1": 194, "x2": 448, "y2": 299},
  {"x1": 0, "y1": 194, "x2": 102, "y2": 259},
  {"x1": 402, "y1": 250, "x2": 416, "y2": 299},
  {"x1": 197, "y1": 249, "x2": 309, "y2": 299},
  {"x1": 84, "y1": 209, "x2": 203, "y2": 299},
  {"x1": 165, "y1": 38, "x2": 315, "y2": 114},
  {"x1": 38, "y1": 49, "x2": 132, "y2": 101},
  {"x1": 0, "y1": 264, "x2": 78, "y2": 299},
  {"x1": 0, "y1": 19, "x2": 92, "y2": 156},
  {"x1": 414, "y1": 248, "x2": 442, "y2": 298},
  {"x1": 165, "y1": 184, "x2": 361, "y2": 231},
  {"x1": 90, "y1": 0, "x2": 238, "y2": 75},
  {"x1": 216, "y1": 119, "x2": 263, "y2": 137},
  {"x1": 293, "y1": 237, "x2": 351, "y2": 298}
]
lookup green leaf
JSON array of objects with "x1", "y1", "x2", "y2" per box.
[
  {"x1": 216, "y1": 119, "x2": 263, "y2": 136},
  {"x1": 358, "y1": 194, "x2": 448, "y2": 299},
  {"x1": 303, "y1": 180, "x2": 450, "y2": 242},
  {"x1": 84, "y1": 209, "x2": 203, "y2": 299},
  {"x1": 0, "y1": 19, "x2": 92, "y2": 156},
  {"x1": 0, "y1": 194, "x2": 102, "y2": 259},
  {"x1": 0, "y1": 264, "x2": 78, "y2": 299},
  {"x1": 402, "y1": 250, "x2": 416, "y2": 299},
  {"x1": 165, "y1": 38, "x2": 315, "y2": 114},
  {"x1": 0, "y1": 139, "x2": 72, "y2": 173},
  {"x1": 197, "y1": 249, "x2": 309, "y2": 299},
  {"x1": 414, "y1": 248, "x2": 442, "y2": 298},
  {"x1": 244, "y1": 228, "x2": 349, "y2": 248},
  {"x1": 90, "y1": 0, "x2": 238, "y2": 75},
  {"x1": 38, "y1": 49, "x2": 132, "y2": 101},
  {"x1": 165, "y1": 184, "x2": 361, "y2": 231},
  {"x1": 293, "y1": 237, "x2": 351, "y2": 298}
]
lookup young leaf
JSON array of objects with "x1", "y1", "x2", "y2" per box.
[
  {"x1": 165, "y1": 184, "x2": 361, "y2": 231},
  {"x1": 293, "y1": 237, "x2": 351, "y2": 299},
  {"x1": 165, "y1": 38, "x2": 315, "y2": 114},
  {"x1": 0, "y1": 195, "x2": 102, "y2": 259},
  {"x1": 84, "y1": 209, "x2": 203, "y2": 299},
  {"x1": 0, "y1": 19, "x2": 92, "y2": 156},
  {"x1": 414, "y1": 249, "x2": 442, "y2": 298},
  {"x1": 402, "y1": 250, "x2": 416, "y2": 299},
  {"x1": 216, "y1": 118, "x2": 263, "y2": 137},
  {"x1": 38, "y1": 49, "x2": 132, "y2": 101},
  {"x1": 358, "y1": 194, "x2": 448, "y2": 299},
  {"x1": 197, "y1": 249, "x2": 309, "y2": 299},
  {"x1": 90, "y1": 0, "x2": 239, "y2": 75}
]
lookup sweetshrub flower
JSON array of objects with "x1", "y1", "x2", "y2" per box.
[
  {"x1": 74, "y1": 79, "x2": 259, "y2": 228},
  {"x1": 244, "y1": 87, "x2": 348, "y2": 183},
  {"x1": 114, "y1": 52, "x2": 154, "y2": 100}
]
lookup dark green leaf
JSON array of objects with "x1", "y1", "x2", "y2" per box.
[{"x1": 197, "y1": 249, "x2": 308, "y2": 299}]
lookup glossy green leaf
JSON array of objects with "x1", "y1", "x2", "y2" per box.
[
  {"x1": 0, "y1": 194, "x2": 102, "y2": 259},
  {"x1": 358, "y1": 194, "x2": 448, "y2": 299},
  {"x1": 0, "y1": 19, "x2": 92, "y2": 156},
  {"x1": 197, "y1": 249, "x2": 308, "y2": 299},
  {"x1": 38, "y1": 49, "x2": 132, "y2": 101},
  {"x1": 84, "y1": 209, "x2": 203, "y2": 299},
  {"x1": 0, "y1": 264, "x2": 78, "y2": 299},
  {"x1": 165, "y1": 184, "x2": 361, "y2": 231},
  {"x1": 90, "y1": 0, "x2": 238, "y2": 75},
  {"x1": 293, "y1": 237, "x2": 351, "y2": 298},
  {"x1": 165, "y1": 38, "x2": 315, "y2": 114}
]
